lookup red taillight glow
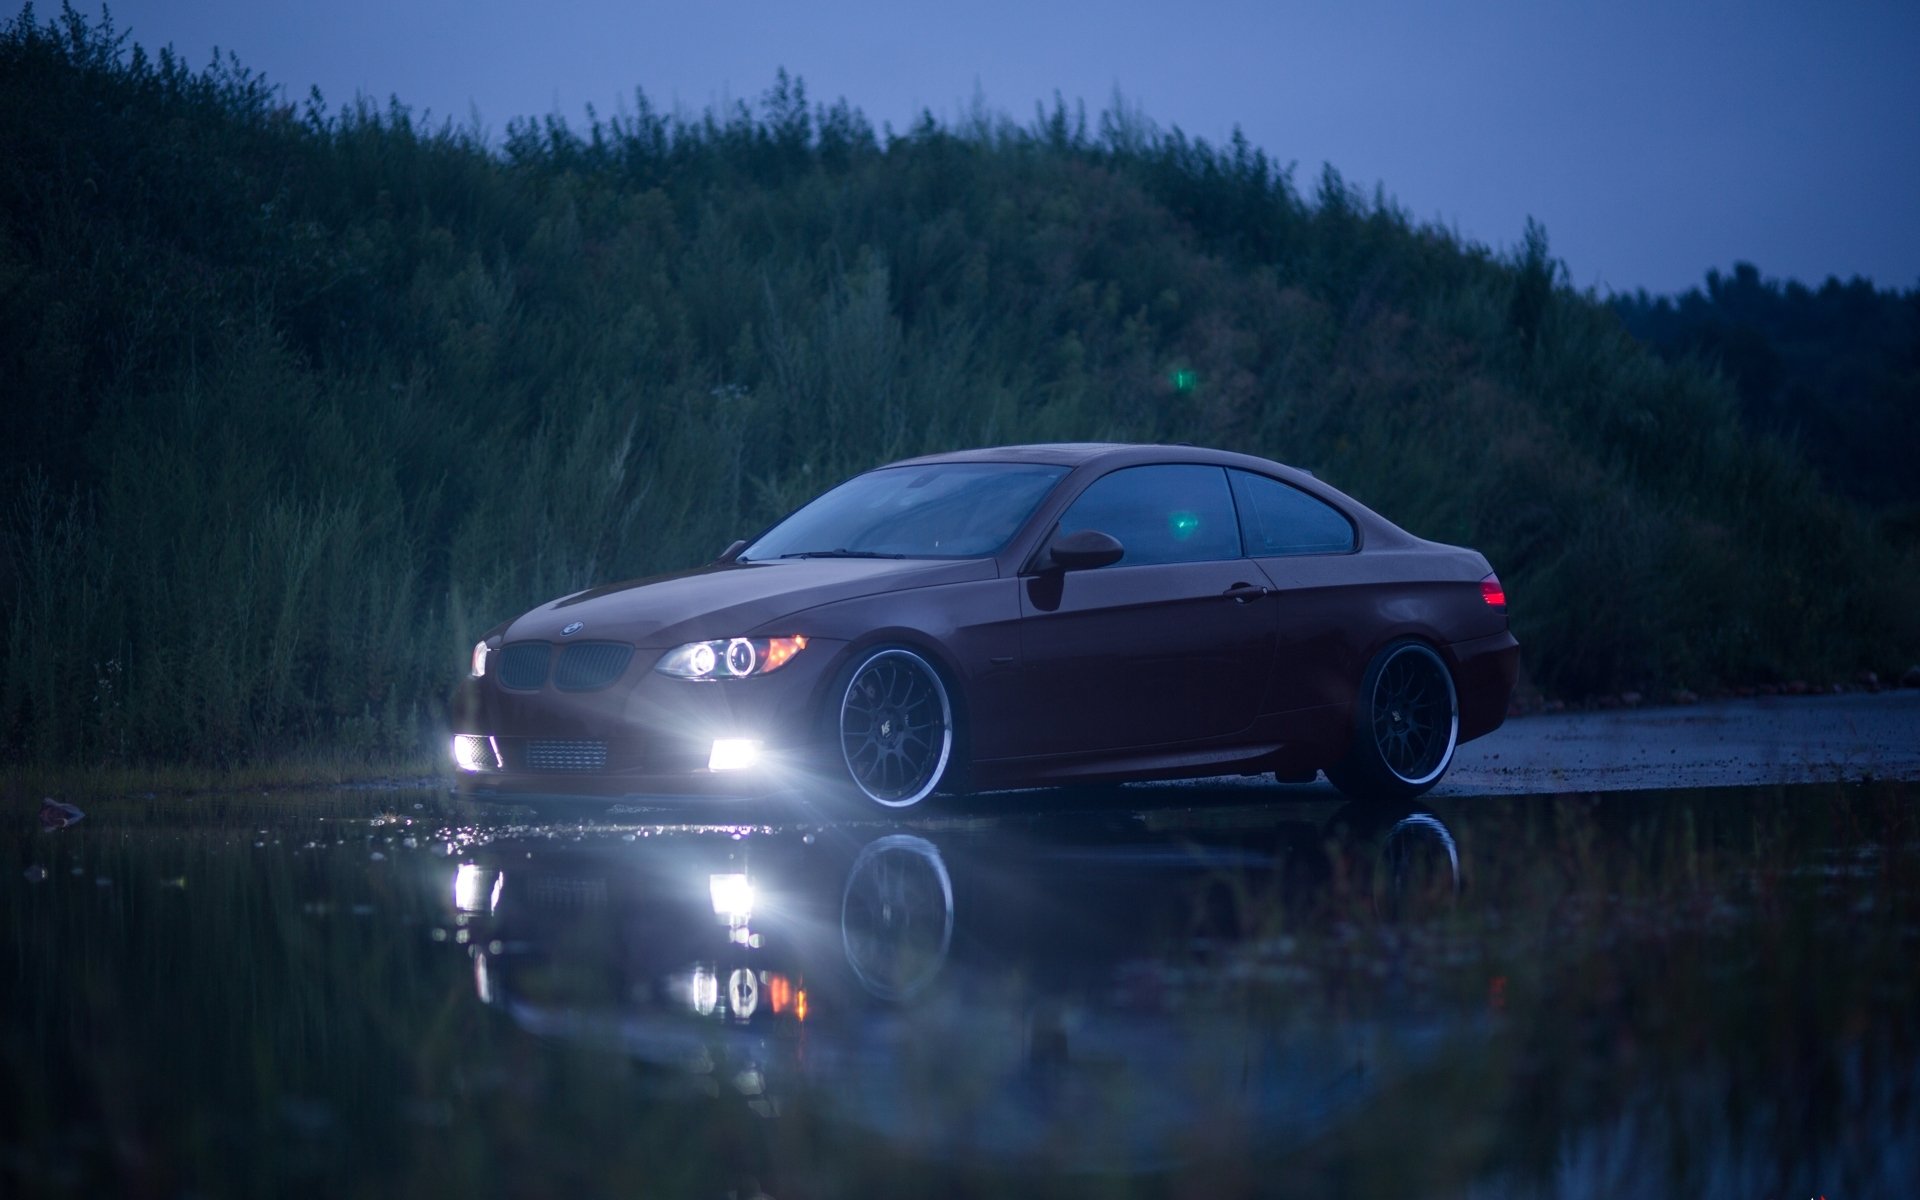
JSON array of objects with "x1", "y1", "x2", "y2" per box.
[{"x1": 1480, "y1": 573, "x2": 1507, "y2": 608}]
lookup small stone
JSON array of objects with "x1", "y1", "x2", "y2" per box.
[
  {"x1": 1784, "y1": 680, "x2": 1809, "y2": 695},
  {"x1": 1670, "y1": 689, "x2": 1699, "y2": 705},
  {"x1": 1901, "y1": 665, "x2": 1920, "y2": 689},
  {"x1": 1858, "y1": 670, "x2": 1880, "y2": 689},
  {"x1": 1620, "y1": 691, "x2": 1643, "y2": 707}
]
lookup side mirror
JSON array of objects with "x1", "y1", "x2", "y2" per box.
[
  {"x1": 1046, "y1": 529, "x2": 1125, "y2": 571},
  {"x1": 716, "y1": 539, "x2": 748, "y2": 564}
]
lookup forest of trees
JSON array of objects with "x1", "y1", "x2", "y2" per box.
[
  {"x1": 4, "y1": 5, "x2": 1916, "y2": 769},
  {"x1": 1614, "y1": 264, "x2": 1920, "y2": 519}
]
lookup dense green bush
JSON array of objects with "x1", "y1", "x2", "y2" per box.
[{"x1": 4, "y1": 4, "x2": 1916, "y2": 767}]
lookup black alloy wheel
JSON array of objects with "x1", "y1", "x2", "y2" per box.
[
  {"x1": 1326, "y1": 639, "x2": 1459, "y2": 800},
  {"x1": 837, "y1": 647, "x2": 954, "y2": 808}
]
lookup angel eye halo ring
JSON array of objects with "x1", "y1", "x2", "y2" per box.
[{"x1": 656, "y1": 635, "x2": 807, "y2": 680}]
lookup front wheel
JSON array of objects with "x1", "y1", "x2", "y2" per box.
[
  {"x1": 835, "y1": 647, "x2": 956, "y2": 809},
  {"x1": 1326, "y1": 639, "x2": 1459, "y2": 801}
]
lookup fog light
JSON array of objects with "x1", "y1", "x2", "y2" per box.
[
  {"x1": 452, "y1": 734, "x2": 499, "y2": 772},
  {"x1": 708, "y1": 738, "x2": 762, "y2": 771}
]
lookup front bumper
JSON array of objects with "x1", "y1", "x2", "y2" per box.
[{"x1": 452, "y1": 637, "x2": 849, "y2": 801}]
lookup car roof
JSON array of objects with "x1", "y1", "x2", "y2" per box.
[
  {"x1": 888, "y1": 442, "x2": 1138, "y2": 467},
  {"x1": 886, "y1": 442, "x2": 1319, "y2": 484},
  {"x1": 888, "y1": 442, "x2": 1306, "y2": 470}
]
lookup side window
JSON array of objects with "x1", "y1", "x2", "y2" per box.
[
  {"x1": 1228, "y1": 470, "x2": 1356, "y2": 556},
  {"x1": 1057, "y1": 465, "x2": 1241, "y2": 566}
]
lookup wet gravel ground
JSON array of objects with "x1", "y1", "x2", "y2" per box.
[
  {"x1": 1441, "y1": 690, "x2": 1920, "y2": 795},
  {"x1": 1140, "y1": 690, "x2": 1920, "y2": 800}
]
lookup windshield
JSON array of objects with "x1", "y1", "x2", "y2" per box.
[{"x1": 740, "y1": 463, "x2": 1069, "y2": 561}]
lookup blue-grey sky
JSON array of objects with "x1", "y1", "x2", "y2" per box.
[{"x1": 96, "y1": 0, "x2": 1920, "y2": 295}]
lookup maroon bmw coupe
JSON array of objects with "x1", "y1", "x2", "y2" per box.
[{"x1": 451, "y1": 443, "x2": 1518, "y2": 808}]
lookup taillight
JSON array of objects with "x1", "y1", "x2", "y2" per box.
[{"x1": 1480, "y1": 573, "x2": 1507, "y2": 608}]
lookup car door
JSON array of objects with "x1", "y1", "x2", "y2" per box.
[
  {"x1": 1226, "y1": 468, "x2": 1367, "y2": 735},
  {"x1": 1010, "y1": 464, "x2": 1276, "y2": 757}
]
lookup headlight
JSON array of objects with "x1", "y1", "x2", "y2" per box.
[{"x1": 656, "y1": 635, "x2": 807, "y2": 679}]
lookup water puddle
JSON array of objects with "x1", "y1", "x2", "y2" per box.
[{"x1": 4, "y1": 781, "x2": 1916, "y2": 1196}]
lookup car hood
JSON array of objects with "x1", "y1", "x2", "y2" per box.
[{"x1": 503, "y1": 558, "x2": 998, "y2": 647}]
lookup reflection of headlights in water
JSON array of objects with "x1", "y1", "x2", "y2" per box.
[
  {"x1": 677, "y1": 967, "x2": 803, "y2": 1021},
  {"x1": 689, "y1": 966, "x2": 720, "y2": 1016},
  {"x1": 840, "y1": 834, "x2": 954, "y2": 1002},
  {"x1": 473, "y1": 952, "x2": 494, "y2": 1005},
  {"x1": 728, "y1": 969, "x2": 760, "y2": 1021},
  {"x1": 709, "y1": 873, "x2": 753, "y2": 925}
]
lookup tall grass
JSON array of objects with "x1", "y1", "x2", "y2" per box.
[{"x1": 3, "y1": 4, "x2": 1917, "y2": 768}]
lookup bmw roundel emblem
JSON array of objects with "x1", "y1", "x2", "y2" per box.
[{"x1": 561, "y1": 621, "x2": 584, "y2": 636}]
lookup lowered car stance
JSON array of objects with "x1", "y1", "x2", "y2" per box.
[{"x1": 451, "y1": 443, "x2": 1519, "y2": 807}]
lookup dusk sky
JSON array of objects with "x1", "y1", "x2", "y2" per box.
[{"x1": 96, "y1": 0, "x2": 1919, "y2": 296}]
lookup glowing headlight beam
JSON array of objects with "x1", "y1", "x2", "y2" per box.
[{"x1": 708, "y1": 739, "x2": 762, "y2": 772}]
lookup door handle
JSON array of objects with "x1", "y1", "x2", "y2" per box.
[{"x1": 1223, "y1": 582, "x2": 1269, "y2": 603}]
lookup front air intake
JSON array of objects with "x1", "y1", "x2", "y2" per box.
[{"x1": 523, "y1": 739, "x2": 609, "y2": 772}]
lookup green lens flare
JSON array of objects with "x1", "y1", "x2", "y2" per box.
[
  {"x1": 1170, "y1": 368, "x2": 1198, "y2": 393},
  {"x1": 1170, "y1": 510, "x2": 1200, "y2": 539}
]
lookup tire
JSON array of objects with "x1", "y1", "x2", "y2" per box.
[
  {"x1": 834, "y1": 647, "x2": 956, "y2": 809},
  {"x1": 1326, "y1": 639, "x2": 1459, "y2": 801}
]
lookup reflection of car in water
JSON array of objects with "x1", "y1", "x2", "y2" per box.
[
  {"x1": 451, "y1": 443, "x2": 1519, "y2": 810},
  {"x1": 439, "y1": 798, "x2": 1472, "y2": 1167}
]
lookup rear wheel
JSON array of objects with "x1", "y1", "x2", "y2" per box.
[
  {"x1": 836, "y1": 647, "x2": 955, "y2": 809},
  {"x1": 1326, "y1": 639, "x2": 1458, "y2": 801}
]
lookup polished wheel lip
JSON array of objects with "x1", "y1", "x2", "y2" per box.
[
  {"x1": 1368, "y1": 643, "x2": 1459, "y2": 787},
  {"x1": 838, "y1": 648, "x2": 954, "y2": 808}
]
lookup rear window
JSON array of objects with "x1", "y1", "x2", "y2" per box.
[{"x1": 1228, "y1": 470, "x2": 1356, "y2": 556}]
